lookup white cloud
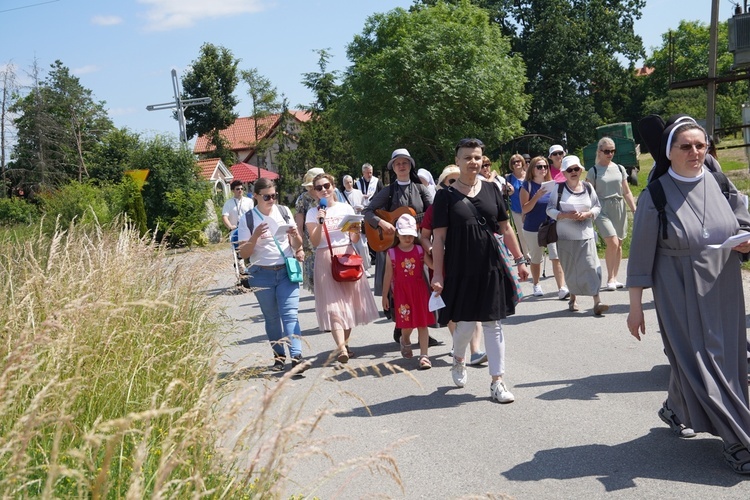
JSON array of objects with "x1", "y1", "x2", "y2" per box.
[
  {"x1": 91, "y1": 15, "x2": 123, "y2": 26},
  {"x1": 138, "y1": 0, "x2": 268, "y2": 32},
  {"x1": 72, "y1": 65, "x2": 100, "y2": 76}
]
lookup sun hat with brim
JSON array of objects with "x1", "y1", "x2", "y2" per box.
[
  {"x1": 387, "y1": 148, "x2": 415, "y2": 170},
  {"x1": 301, "y1": 167, "x2": 325, "y2": 187},
  {"x1": 548, "y1": 144, "x2": 565, "y2": 157},
  {"x1": 437, "y1": 166, "x2": 460, "y2": 187},
  {"x1": 561, "y1": 155, "x2": 583, "y2": 171}
]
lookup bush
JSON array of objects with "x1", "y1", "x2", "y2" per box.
[
  {"x1": 0, "y1": 197, "x2": 38, "y2": 225},
  {"x1": 38, "y1": 180, "x2": 123, "y2": 233},
  {"x1": 156, "y1": 185, "x2": 211, "y2": 247}
]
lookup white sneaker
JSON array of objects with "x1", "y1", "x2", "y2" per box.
[
  {"x1": 558, "y1": 286, "x2": 570, "y2": 300},
  {"x1": 605, "y1": 282, "x2": 617, "y2": 291},
  {"x1": 490, "y1": 380, "x2": 515, "y2": 403},
  {"x1": 532, "y1": 284, "x2": 544, "y2": 297},
  {"x1": 451, "y1": 358, "x2": 467, "y2": 388},
  {"x1": 365, "y1": 270, "x2": 372, "y2": 278}
]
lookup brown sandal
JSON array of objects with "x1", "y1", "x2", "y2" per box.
[{"x1": 418, "y1": 355, "x2": 432, "y2": 370}]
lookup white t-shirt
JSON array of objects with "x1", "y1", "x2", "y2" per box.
[
  {"x1": 237, "y1": 205, "x2": 292, "y2": 266},
  {"x1": 305, "y1": 201, "x2": 355, "y2": 249},
  {"x1": 342, "y1": 189, "x2": 365, "y2": 212},
  {"x1": 222, "y1": 196, "x2": 254, "y2": 227}
]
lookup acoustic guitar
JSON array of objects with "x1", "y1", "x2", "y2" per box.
[{"x1": 365, "y1": 206, "x2": 424, "y2": 252}]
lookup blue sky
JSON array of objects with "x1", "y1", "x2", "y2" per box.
[{"x1": 0, "y1": 0, "x2": 715, "y2": 142}]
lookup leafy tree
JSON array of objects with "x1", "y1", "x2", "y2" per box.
[
  {"x1": 643, "y1": 20, "x2": 746, "y2": 134},
  {"x1": 133, "y1": 135, "x2": 210, "y2": 246},
  {"x1": 418, "y1": 0, "x2": 646, "y2": 151},
  {"x1": 240, "y1": 67, "x2": 281, "y2": 174},
  {"x1": 337, "y1": 2, "x2": 529, "y2": 170},
  {"x1": 9, "y1": 60, "x2": 113, "y2": 189},
  {"x1": 277, "y1": 49, "x2": 355, "y2": 196},
  {"x1": 181, "y1": 43, "x2": 239, "y2": 157},
  {"x1": 87, "y1": 128, "x2": 141, "y2": 183}
]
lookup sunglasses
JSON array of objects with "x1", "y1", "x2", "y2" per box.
[
  {"x1": 550, "y1": 151, "x2": 564, "y2": 157},
  {"x1": 261, "y1": 193, "x2": 277, "y2": 201},
  {"x1": 535, "y1": 164, "x2": 548, "y2": 170},
  {"x1": 565, "y1": 167, "x2": 582, "y2": 173},
  {"x1": 314, "y1": 182, "x2": 332, "y2": 191},
  {"x1": 511, "y1": 160, "x2": 523, "y2": 165},
  {"x1": 233, "y1": 187, "x2": 244, "y2": 191},
  {"x1": 674, "y1": 143, "x2": 707, "y2": 152},
  {"x1": 482, "y1": 163, "x2": 491, "y2": 168},
  {"x1": 600, "y1": 149, "x2": 616, "y2": 155}
]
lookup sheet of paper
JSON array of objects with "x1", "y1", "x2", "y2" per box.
[
  {"x1": 707, "y1": 232, "x2": 750, "y2": 249},
  {"x1": 274, "y1": 224, "x2": 295, "y2": 238},
  {"x1": 541, "y1": 180, "x2": 556, "y2": 193},
  {"x1": 428, "y1": 292, "x2": 446, "y2": 312},
  {"x1": 558, "y1": 201, "x2": 589, "y2": 213}
]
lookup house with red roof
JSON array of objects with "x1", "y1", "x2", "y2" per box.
[
  {"x1": 193, "y1": 110, "x2": 310, "y2": 173},
  {"x1": 196, "y1": 158, "x2": 233, "y2": 198}
]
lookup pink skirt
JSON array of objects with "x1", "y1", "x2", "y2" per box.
[{"x1": 314, "y1": 246, "x2": 380, "y2": 331}]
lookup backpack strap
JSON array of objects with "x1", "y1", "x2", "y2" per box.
[
  {"x1": 278, "y1": 205, "x2": 291, "y2": 223},
  {"x1": 646, "y1": 180, "x2": 669, "y2": 240},
  {"x1": 556, "y1": 182, "x2": 564, "y2": 211},
  {"x1": 246, "y1": 205, "x2": 291, "y2": 235},
  {"x1": 591, "y1": 166, "x2": 597, "y2": 190},
  {"x1": 712, "y1": 171, "x2": 731, "y2": 200}
]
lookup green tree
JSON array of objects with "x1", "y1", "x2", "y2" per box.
[
  {"x1": 418, "y1": 0, "x2": 646, "y2": 151},
  {"x1": 337, "y1": 1, "x2": 529, "y2": 170},
  {"x1": 240, "y1": 67, "x2": 281, "y2": 176},
  {"x1": 277, "y1": 49, "x2": 355, "y2": 196},
  {"x1": 181, "y1": 43, "x2": 239, "y2": 159},
  {"x1": 87, "y1": 128, "x2": 141, "y2": 183},
  {"x1": 9, "y1": 60, "x2": 113, "y2": 189},
  {"x1": 133, "y1": 135, "x2": 209, "y2": 246},
  {"x1": 643, "y1": 20, "x2": 746, "y2": 134}
]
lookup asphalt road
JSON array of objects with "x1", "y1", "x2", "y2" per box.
[{"x1": 206, "y1": 248, "x2": 750, "y2": 499}]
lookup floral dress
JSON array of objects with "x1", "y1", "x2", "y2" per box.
[
  {"x1": 388, "y1": 245, "x2": 434, "y2": 329},
  {"x1": 295, "y1": 190, "x2": 318, "y2": 292}
]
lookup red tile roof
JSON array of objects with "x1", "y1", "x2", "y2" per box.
[
  {"x1": 196, "y1": 158, "x2": 225, "y2": 180},
  {"x1": 193, "y1": 110, "x2": 310, "y2": 154},
  {"x1": 230, "y1": 162, "x2": 279, "y2": 182}
]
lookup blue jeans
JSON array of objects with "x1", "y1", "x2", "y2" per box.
[{"x1": 247, "y1": 265, "x2": 302, "y2": 358}]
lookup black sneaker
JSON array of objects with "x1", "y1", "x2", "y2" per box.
[
  {"x1": 290, "y1": 355, "x2": 308, "y2": 374},
  {"x1": 393, "y1": 328, "x2": 402, "y2": 344},
  {"x1": 428, "y1": 335, "x2": 443, "y2": 347},
  {"x1": 270, "y1": 357, "x2": 285, "y2": 372}
]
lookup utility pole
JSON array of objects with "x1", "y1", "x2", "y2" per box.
[
  {"x1": 707, "y1": 0, "x2": 720, "y2": 140},
  {"x1": 146, "y1": 69, "x2": 211, "y2": 146}
]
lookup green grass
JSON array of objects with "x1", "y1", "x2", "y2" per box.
[{"x1": 0, "y1": 219, "x2": 403, "y2": 498}]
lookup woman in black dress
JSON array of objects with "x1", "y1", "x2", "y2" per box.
[{"x1": 431, "y1": 138, "x2": 529, "y2": 404}]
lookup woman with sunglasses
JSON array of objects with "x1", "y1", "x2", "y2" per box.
[
  {"x1": 586, "y1": 137, "x2": 637, "y2": 291},
  {"x1": 520, "y1": 156, "x2": 569, "y2": 299},
  {"x1": 547, "y1": 155, "x2": 607, "y2": 315},
  {"x1": 306, "y1": 173, "x2": 379, "y2": 363},
  {"x1": 238, "y1": 178, "x2": 306, "y2": 373},
  {"x1": 547, "y1": 145, "x2": 567, "y2": 182},
  {"x1": 628, "y1": 121, "x2": 750, "y2": 474},
  {"x1": 505, "y1": 153, "x2": 530, "y2": 262}
]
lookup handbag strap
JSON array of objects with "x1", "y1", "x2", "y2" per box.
[
  {"x1": 322, "y1": 219, "x2": 335, "y2": 258},
  {"x1": 253, "y1": 207, "x2": 290, "y2": 258}
]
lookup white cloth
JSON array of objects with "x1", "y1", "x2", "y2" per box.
[
  {"x1": 305, "y1": 202, "x2": 355, "y2": 249},
  {"x1": 237, "y1": 205, "x2": 292, "y2": 266},
  {"x1": 357, "y1": 176, "x2": 379, "y2": 206},
  {"x1": 342, "y1": 189, "x2": 365, "y2": 212},
  {"x1": 222, "y1": 196, "x2": 254, "y2": 227}
]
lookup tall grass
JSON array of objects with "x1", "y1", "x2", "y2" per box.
[{"x1": 0, "y1": 218, "x2": 403, "y2": 497}]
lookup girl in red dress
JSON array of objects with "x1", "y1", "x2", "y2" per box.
[{"x1": 382, "y1": 214, "x2": 435, "y2": 369}]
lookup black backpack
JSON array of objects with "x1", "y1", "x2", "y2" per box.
[{"x1": 646, "y1": 171, "x2": 731, "y2": 240}]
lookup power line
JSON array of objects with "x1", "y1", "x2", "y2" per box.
[{"x1": 0, "y1": 0, "x2": 60, "y2": 14}]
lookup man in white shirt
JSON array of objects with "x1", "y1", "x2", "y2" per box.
[
  {"x1": 222, "y1": 180, "x2": 254, "y2": 231},
  {"x1": 356, "y1": 163, "x2": 383, "y2": 207}
]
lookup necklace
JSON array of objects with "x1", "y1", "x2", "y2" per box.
[
  {"x1": 669, "y1": 175, "x2": 709, "y2": 239},
  {"x1": 457, "y1": 177, "x2": 479, "y2": 191}
]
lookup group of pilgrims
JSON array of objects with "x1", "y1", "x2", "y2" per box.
[{"x1": 235, "y1": 116, "x2": 750, "y2": 475}]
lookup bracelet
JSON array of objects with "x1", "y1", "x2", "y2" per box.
[{"x1": 513, "y1": 256, "x2": 527, "y2": 265}]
